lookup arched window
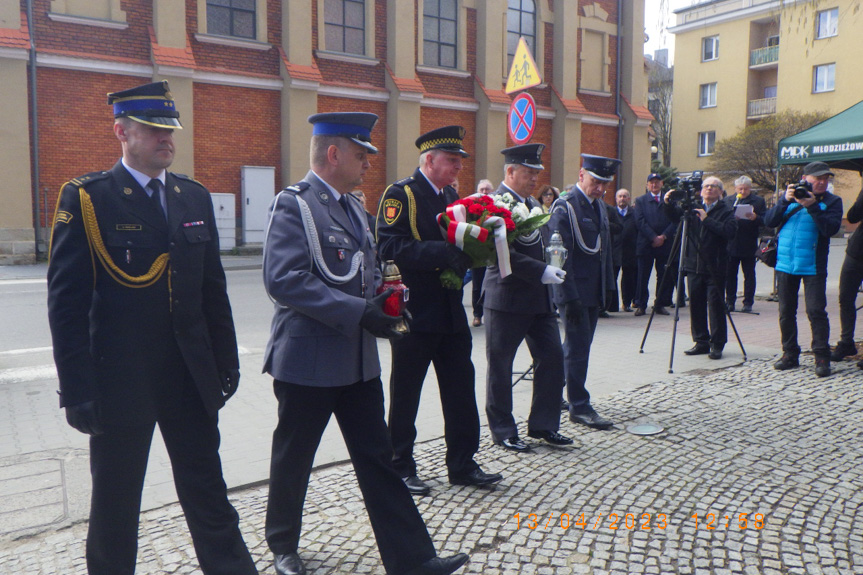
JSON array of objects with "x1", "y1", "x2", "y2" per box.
[
  {"x1": 507, "y1": 0, "x2": 536, "y2": 71},
  {"x1": 423, "y1": 0, "x2": 458, "y2": 68}
]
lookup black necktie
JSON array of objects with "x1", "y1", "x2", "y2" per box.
[
  {"x1": 147, "y1": 179, "x2": 166, "y2": 220},
  {"x1": 339, "y1": 195, "x2": 361, "y2": 238},
  {"x1": 592, "y1": 200, "x2": 602, "y2": 223}
]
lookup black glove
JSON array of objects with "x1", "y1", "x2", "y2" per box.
[
  {"x1": 361, "y1": 288, "x2": 403, "y2": 339},
  {"x1": 565, "y1": 300, "x2": 584, "y2": 325},
  {"x1": 220, "y1": 369, "x2": 240, "y2": 400},
  {"x1": 445, "y1": 244, "x2": 472, "y2": 278},
  {"x1": 65, "y1": 400, "x2": 103, "y2": 436}
]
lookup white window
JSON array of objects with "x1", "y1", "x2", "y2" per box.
[
  {"x1": 699, "y1": 83, "x2": 717, "y2": 108},
  {"x1": 813, "y1": 63, "x2": 835, "y2": 93},
  {"x1": 697, "y1": 131, "x2": 715, "y2": 157},
  {"x1": 816, "y1": 8, "x2": 838, "y2": 39},
  {"x1": 702, "y1": 36, "x2": 718, "y2": 61}
]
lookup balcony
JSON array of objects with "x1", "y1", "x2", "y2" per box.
[
  {"x1": 750, "y1": 45, "x2": 779, "y2": 67},
  {"x1": 748, "y1": 97, "x2": 777, "y2": 118}
]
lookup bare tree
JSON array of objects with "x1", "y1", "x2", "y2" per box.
[
  {"x1": 708, "y1": 110, "x2": 830, "y2": 191},
  {"x1": 648, "y1": 64, "x2": 673, "y2": 167}
]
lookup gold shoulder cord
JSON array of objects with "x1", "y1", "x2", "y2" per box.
[
  {"x1": 403, "y1": 185, "x2": 421, "y2": 240},
  {"x1": 78, "y1": 187, "x2": 171, "y2": 289}
]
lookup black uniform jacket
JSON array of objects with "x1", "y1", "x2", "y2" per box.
[
  {"x1": 481, "y1": 185, "x2": 554, "y2": 315},
  {"x1": 634, "y1": 191, "x2": 676, "y2": 256},
  {"x1": 619, "y1": 207, "x2": 638, "y2": 267},
  {"x1": 376, "y1": 168, "x2": 467, "y2": 334},
  {"x1": 47, "y1": 161, "x2": 238, "y2": 425},
  {"x1": 845, "y1": 188, "x2": 863, "y2": 260}
]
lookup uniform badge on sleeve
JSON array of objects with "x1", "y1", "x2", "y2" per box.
[
  {"x1": 383, "y1": 199, "x2": 402, "y2": 225},
  {"x1": 55, "y1": 211, "x2": 73, "y2": 225}
]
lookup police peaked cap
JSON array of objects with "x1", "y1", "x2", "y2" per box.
[
  {"x1": 501, "y1": 143, "x2": 545, "y2": 170},
  {"x1": 108, "y1": 80, "x2": 182, "y2": 129},
  {"x1": 581, "y1": 154, "x2": 621, "y2": 182},
  {"x1": 415, "y1": 125, "x2": 469, "y2": 157},
  {"x1": 308, "y1": 112, "x2": 379, "y2": 153}
]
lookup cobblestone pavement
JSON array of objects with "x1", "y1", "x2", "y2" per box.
[{"x1": 2, "y1": 353, "x2": 861, "y2": 575}]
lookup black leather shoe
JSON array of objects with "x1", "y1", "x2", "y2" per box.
[
  {"x1": 495, "y1": 436, "x2": 531, "y2": 452},
  {"x1": 633, "y1": 307, "x2": 645, "y2": 316},
  {"x1": 684, "y1": 344, "x2": 710, "y2": 356},
  {"x1": 741, "y1": 304, "x2": 753, "y2": 313},
  {"x1": 569, "y1": 410, "x2": 613, "y2": 430},
  {"x1": 708, "y1": 346, "x2": 723, "y2": 360},
  {"x1": 402, "y1": 475, "x2": 431, "y2": 496},
  {"x1": 404, "y1": 553, "x2": 469, "y2": 575},
  {"x1": 527, "y1": 429, "x2": 574, "y2": 446},
  {"x1": 449, "y1": 467, "x2": 503, "y2": 487},
  {"x1": 725, "y1": 302, "x2": 735, "y2": 312},
  {"x1": 830, "y1": 342, "x2": 857, "y2": 361},
  {"x1": 653, "y1": 306, "x2": 670, "y2": 315},
  {"x1": 623, "y1": 306, "x2": 633, "y2": 312},
  {"x1": 560, "y1": 399, "x2": 569, "y2": 411},
  {"x1": 774, "y1": 355, "x2": 799, "y2": 371},
  {"x1": 815, "y1": 359, "x2": 831, "y2": 377},
  {"x1": 598, "y1": 310, "x2": 611, "y2": 318},
  {"x1": 274, "y1": 553, "x2": 306, "y2": 575}
]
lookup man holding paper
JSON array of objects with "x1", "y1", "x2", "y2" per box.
[{"x1": 723, "y1": 176, "x2": 766, "y2": 313}]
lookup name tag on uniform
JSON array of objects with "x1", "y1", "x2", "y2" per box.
[{"x1": 116, "y1": 224, "x2": 142, "y2": 231}]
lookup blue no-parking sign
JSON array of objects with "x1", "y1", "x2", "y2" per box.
[{"x1": 508, "y1": 93, "x2": 536, "y2": 145}]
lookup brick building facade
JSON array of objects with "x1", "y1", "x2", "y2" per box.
[{"x1": 0, "y1": 0, "x2": 652, "y2": 261}]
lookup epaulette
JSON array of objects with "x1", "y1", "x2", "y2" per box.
[
  {"x1": 172, "y1": 173, "x2": 207, "y2": 189},
  {"x1": 393, "y1": 175, "x2": 416, "y2": 187},
  {"x1": 66, "y1": 171, "x2": 110, "y2": 188},
  {"x1": 282, "y1": 181, "x2": 311, "y2": 195}
]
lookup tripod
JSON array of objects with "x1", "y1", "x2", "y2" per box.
[{"x1": 640, "y1": 205, "x2": 748, "y2": 373}]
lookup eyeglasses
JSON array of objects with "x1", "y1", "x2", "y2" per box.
[{"x1": 702, "y1": 184, "x2": 721, "y2": 189}]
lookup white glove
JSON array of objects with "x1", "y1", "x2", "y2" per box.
[{"x1": 541, "y1": 265, "x2": 566, "y2": 284}]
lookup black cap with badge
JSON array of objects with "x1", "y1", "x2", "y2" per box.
[
  {"x1": 581, "y1": 153, "x2": 621, "y2": 182},
  {"x1": 308, "y1": 112, "x2": 379, "y2": 154},
  {"x1": 415, "y1": 125, "x2": 469, "y2": 158},
  {"x1": 501, "y1": 143, "x2": 545, "y2": 170}
]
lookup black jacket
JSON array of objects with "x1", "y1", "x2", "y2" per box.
[
  {"x1": 664, "y1": 200, "x2": 737, "y2": 276},
  {"x1": 47, "y1": 161, "x2": 238, "y2": 425},
  {"x1": 723, "y1": 193, "x2": 767, "y2": 257},
  {"x1": 845, "y1": 188, "x2": 863, "y2": 260}
]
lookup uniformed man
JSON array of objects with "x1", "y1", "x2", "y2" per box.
[
  {"x1": 376, "y1": 126, "x2": 503, "y2": 497},
  {"x1": 263, "y1": 113, "x2": 468, "y2": 575},
  {"x1": 482, "y1": 143, "x2": 573, "y2": 452},
  {"x1": 549, "y1": 154, "x2": 620, "y2": 430},
  {"x1": 46, "y1": 81, "x2": 257, "y2": 575}
]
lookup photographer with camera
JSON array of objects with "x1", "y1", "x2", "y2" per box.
[
  {"x1": 764, "y1": 161, "x2": 843, "y2": 377},
  {"x1": 663, "y1": 176, "x2": 737, "y2": 359}
]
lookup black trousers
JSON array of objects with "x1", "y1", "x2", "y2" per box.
[
  {"x1": 618, "y1": 264, "x2": 638, "y2": 308},
  {"x1": 561, "y1": 305, "x2": 600, "y2": 414},
  {"x1": 636, "y1": 250, "x2": 673, "y2": 309},
  {"x1": 837, "y1": 253, "x2": 863, "y2": 345},
  {"x1": 266, "y1": 378, "x2": 435, "y2": 575},
  {"x1": 87, "y1": 399, "x2": 256, "y2": 575},
  {"x1": 388, "y1": 330, "x2": 480, "y2": 479},
  {"x1": 471, "y1": 266, "x2": 486, "y2": 319},
  {"x1": 725, "y1": 256, "x2": 757, "y2": 307},
  {"x1": 687, "y1": 272, "x2": 727, "y2": 348},
  {"x1": 776, "y1": 271, "x2": 830, "y2": 360},
  {"x1": 484, "y1": 309, "x2": 564, "y2": 442}
]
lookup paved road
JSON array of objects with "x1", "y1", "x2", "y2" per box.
[{"x1": 1, "y1": 242, "x2": 860, "y2": 574}]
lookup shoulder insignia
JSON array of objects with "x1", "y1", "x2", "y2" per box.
[
  {"x1": 383, "y1": 198, "x2": 403, "y2": 225},
  {"x1": 172, "y1": 173, "x2": 207, "y2": 189},
  {"x1": 54, "y1": 211, "x2": 73, "y2": 225},
  {"x1": 66, "y1": 171, "x2": 110, "y2": 189},
  {"x1": 283, "y1": 181, "x2": 311, "y2": 195},
  {"x1": 394, "y1": 175, "x2": 416, "y2": 187}
]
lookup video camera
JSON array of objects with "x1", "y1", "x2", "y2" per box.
[{"x1": 667, "y1": 171, "x2": 704, "y2": 210}]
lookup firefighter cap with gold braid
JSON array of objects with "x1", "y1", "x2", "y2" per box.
[{"x1": 108, "y1": 80, "x2": 182, "y2": 129}]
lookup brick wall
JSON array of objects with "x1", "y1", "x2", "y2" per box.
[
  {"x1": 36, "y1": 69, "x2": 141, "y2": 226},
  {"x1": 193, "y1": 84, "x2": 281, "y2": 215},
  {"x1": 581, "y1": 123, "x2": 621, "y2": 203}
]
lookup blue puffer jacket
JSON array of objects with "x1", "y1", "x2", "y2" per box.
[{"x1": 764, "y1": 192, "x2": 843, "y2": 276}]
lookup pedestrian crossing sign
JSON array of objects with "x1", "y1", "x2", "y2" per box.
[{"x1": 505, "y1": 37, "x2": 542, "y2": 94}]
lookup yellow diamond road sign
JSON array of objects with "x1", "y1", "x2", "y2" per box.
[{"x1": 505, "y1": 37, "x2": 542, "y2": 94}]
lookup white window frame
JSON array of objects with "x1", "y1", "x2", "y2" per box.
[
  {"x1": 697, "y1": 131, "x2": 715, "y2": 157},
  {"x1": 816, "y1": 8, "x2": 838, "y2": 39},
  {"x1": 699, "y1": 83, "x2": 717, "y2": 109},
  {"x1": 813, "y1": 63, "x2": 835, "y2": 93},
  {"x1": 702, "y1": 36, "x2": 719, "y2": 62},
  {"x1": 316, "y1": 0, "x2": 376, "y2": 60},
  {"x1": 422, "y1": 0, "x2": 459, "y2": 69}
]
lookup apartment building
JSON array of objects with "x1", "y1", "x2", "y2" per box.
[
  {"x1": 669, "y1": 0, "x2": 863, "y2": 179},
  {"x1": 0, "y1": 0, "x2": 653, "y2": 262}
]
